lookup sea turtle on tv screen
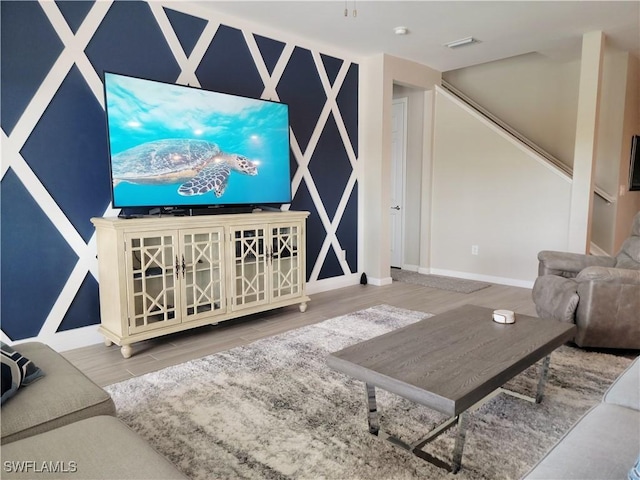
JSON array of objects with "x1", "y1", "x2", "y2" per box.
[{"x1": 111, "y1": 138, "x2": 258, "y2": 198}]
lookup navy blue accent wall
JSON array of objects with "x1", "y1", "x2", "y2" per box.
[
  {"x1": 321, "y1": 54, "x2": 343, "y2": 87},
  {"x1": 1, "y1": 1, "x2": 358, "y2": 343},
  {"x1": 197, "y1": 26, "x2": 264, "y2": 97},
  {"x1": 278, "y1": 47, "x2": 327, "y2": 153},
  {"x1": 255, "y1": 35, "x2": 287, "y2": 76},
  {"x1": 309, "y1": 114, "x2": 353, "y2": 219},
  {"x1": 1, "y1": 1, "x2": 64, "y2": 135},
  {"x1": 290, "y1": 182, "x2": 323, "y2": 281},
  {"x1": 164, "y1": 8, "x2": 208, "y2": 57},
  {"x1": 21, "y1": 66, "x2": 111, "y2": 242},
  {"x1": 1, "y1": 170, "x2": 79, "y2": 339},
  {"x1": 336, "y1": 185, "x2": 359, "y2": 273},
  {"x1": 56, "y1": 1, "x2": 94, "y2": 34},
  {"x1": 85, "y1": 1, "x2": 181, "y2": 83},
  {"x1": 338, "y1": 63, "x2": 359, "y2": 158},
  {"x1": 319, "y1": 248, "x2": 342, "y2": 280},
  {"x1": 56, "y1": 275, "x2": 100, "y2": 332}
]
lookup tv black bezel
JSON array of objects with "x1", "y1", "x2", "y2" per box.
[
  {"x1": 629, "y1": 134, "x2": 640, "y2": 192},
  {"x1": 102, "y1": 71, "x2": 293, "y2": 212}
]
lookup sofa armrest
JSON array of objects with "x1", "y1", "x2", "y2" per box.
[
  {"x1": 537, "y1": 251, "x2": 615, "y2": 277},
  {"x1": 577, "y1": 266, "x2": 640, "y2": 284},
  {"x1": 532, "y1": 275, "x2": 580, "y2": 323},
  {"x1": 522, "y1": 403, "x2": 640, "y2": 480},
  {"x1": 604, "y1": 357, "x2": 640, "y2": 411},
  {"x1": 573, "y1": 278, "x2": 640, "y2": 349}
]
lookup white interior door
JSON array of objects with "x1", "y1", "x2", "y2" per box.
[{"x1": 390, "y1": 98, "x2": 407, "y2": 268}]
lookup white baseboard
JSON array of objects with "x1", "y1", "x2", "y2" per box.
[
  {"x1": 590, "y1": 242, "x2": 609, "y2": 256},
  {"x1": 305, "y1": 273, "x2": 362, "y2": 295},
  {"x1": 366, "y1": 276, "x2": 393, "y2": 286},
  {"x1": 5, "y1": 275, "x2": 363, "y2": 353},
  {"x1": 401, "y1": 264, "x2": 419, "y2": 272},
  {"x1": 429, "y1": 268, "x2": 535, "y2": 289},
  {"x1": 306, "y1": 272, "x2": 395, "y2": 291},
  {"x1": 9, "y1": 325, "x2": 105, "y2": 353},
  {"x1": 9, "y1": 270, "x2": 532, "y2": 354}
]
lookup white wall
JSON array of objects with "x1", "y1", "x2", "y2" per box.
[
  {"x1": 360, "y1": 54, "x2": 440, "y2": 285},
  {"x1": 443, "y1": 53, "x2": 580, "y2": 167},
  {"x1": 430, "y1": 88, "x2": 572, "y2": 286},
  {"x1": 592, "y1": 45, "x2": 629, "y2": 253},
  {"x1": 614, "y1": 53, "x2": 640, "y2": 250},
  {"x1": 443, "y1": 41, "x2": 640, "y2": 257}
]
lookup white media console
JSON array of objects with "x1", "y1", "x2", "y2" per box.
[{"x1": 91, "y1": 211, "x2": 309, "y2": 358}]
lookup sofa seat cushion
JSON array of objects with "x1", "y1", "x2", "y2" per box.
[
  {"x1": 604, "y1": 356, "x2": 639, "y2": 411},
  {"x1": 0, "y1": 416, "x2": 188, "y2": 479},
  {"x1": 1, "y1": 343, "x2": 115, "y2": 444},
  {"x1": 523, "y1": 403, "x2": 640, "y2": 479}
]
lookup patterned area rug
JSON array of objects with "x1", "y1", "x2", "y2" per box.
[
  {"x1": 390, "y1": 270, "x2": 491, "y2": 293},
  {"x1": 106, "y1": 305, "x2": 633, "y2": 480}
]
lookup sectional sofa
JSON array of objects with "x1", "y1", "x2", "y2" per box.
[
  {"x1": 1, "y1": 342, "x2": 186, "y2": 479},
  {"x1": 3, "y1": 343, "x2": 637, "y2": 479},
  {"x1": 523, "y1": 356, "x2": 640, "y2": 479}
]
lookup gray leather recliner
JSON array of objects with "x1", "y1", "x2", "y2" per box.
[{"x1": 532, "y1": 212, "x2": 640, "y2": 349}]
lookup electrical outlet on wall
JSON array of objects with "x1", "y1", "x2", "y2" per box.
[{"x1": 471, "y1": 245, "x2": 479, "y2": 255}]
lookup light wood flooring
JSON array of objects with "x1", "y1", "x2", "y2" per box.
[{"x1": 63, "y1": 279, "x2": 537, "y2": 388}]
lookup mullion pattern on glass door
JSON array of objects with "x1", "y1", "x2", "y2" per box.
[
  {"x1": 234, "y1": 228, "x2": 266, "y2": 307},
  {"x1": 130, "y1": 235, "x2": 176, "y2": 331},
  {"x1": 183, "y1": 231, "x2": 224, "y2": 317},
  {"x1": 272, "y1": 225, "x2": 299, "y2": 299}
]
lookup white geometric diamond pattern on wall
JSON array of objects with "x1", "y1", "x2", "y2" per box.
[{"x1": 0, "y1": 1, "x2": 359, "y2": 350}]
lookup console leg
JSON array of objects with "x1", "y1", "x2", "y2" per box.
[
  {"x1": 104, "y1": 338, "x2": 113, "y2": 347},
  {"x1": 121, "y1": 345, "x2": 133, "y2": 359},
  {"x1": 299, "y1": 302, "x2": 308, "y2": 313}
]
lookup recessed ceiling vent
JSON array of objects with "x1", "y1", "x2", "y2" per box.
[{"x1": 443, "y1": 37, "x2": 478, "y2": 48}]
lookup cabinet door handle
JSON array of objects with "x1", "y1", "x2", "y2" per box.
[
  {"x1": 181, "y1": 254, "x2": 186, "y2": 278},
  {"x1": 175, "y1": 255, "x2": 179, "y2": 279}
]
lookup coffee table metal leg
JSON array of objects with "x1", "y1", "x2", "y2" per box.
[
  {"x1": 364, "y1": 382, "x2": 468, "y2": 473},
  {"x1": 535, "y1": 355, "x2": 551, "y2": 403},
  {"x1": 451, "y1": 412, "x2": 469, "y2": 473},
  {"x1": 365, "y1": 383, "x2": 380, "y2": 434}
]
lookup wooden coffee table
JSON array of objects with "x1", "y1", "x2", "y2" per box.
[{"x1": 327, "y1": 304, "x2": 576, "y2": 473}]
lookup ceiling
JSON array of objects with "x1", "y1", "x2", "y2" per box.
[{"x1": 194, "y1": 1, "x2": 640, "y2": 72}]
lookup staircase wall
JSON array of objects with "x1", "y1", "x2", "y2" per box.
[
  {"x1": 442, "y1": 43, "x2": 640, "y2": 256},
  {"x1": 443, "y1": 52, "x2": 581, "y2": 169},
  {"x1": 430, "y1": 87, "x2": 572, "y2": 286}
]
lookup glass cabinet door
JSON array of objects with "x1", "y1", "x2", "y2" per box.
[
  {"x1": 230, "y1": 226, "x2": 268, "y2": 310},
  {"x1": 270, "y1": 223, "x2": 302, "y2": 301},
  {"x1": 125, "y1": 232, "x2": 181, "y2": 334},
  {"x1": 180, "y1": 228, "x2": 226, "y2": 322}
]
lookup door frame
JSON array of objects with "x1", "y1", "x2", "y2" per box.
[{"x1": 390, "y1": 97, "x2": 408, "y2": 269}]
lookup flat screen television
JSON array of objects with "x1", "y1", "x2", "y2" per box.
[{"x1": 103, "y1": 72, "x2": 292, "y2": 213}]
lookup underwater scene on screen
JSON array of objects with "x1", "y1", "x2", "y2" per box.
[{"x1": 104, "y1": 73, "x2": 291, "y2": 207}]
